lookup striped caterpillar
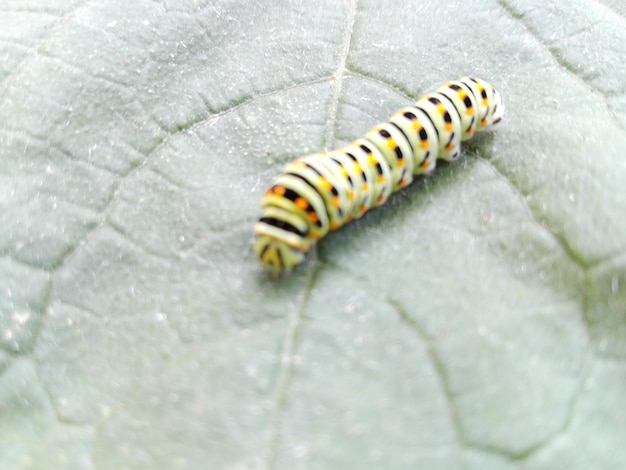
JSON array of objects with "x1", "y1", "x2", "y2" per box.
[{"x1": 254, "y1": 77, "x2": 504, "y2": 273}]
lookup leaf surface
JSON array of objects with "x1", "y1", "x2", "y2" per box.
[{"x1": 1, "y1": 0, "x2": 625, "y2": 468}]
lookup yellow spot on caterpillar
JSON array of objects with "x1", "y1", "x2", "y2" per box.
[
  {"x1": 378, "y1": 175, "x2": 386, "y2": 183},
  {"x1": 420, "y1": 160, "x2": 431, "y2": 169},
  {"x1": 420, "y1": 141, "x2": 429, "y2": 149},
  {"x1": 368, "y1": 155, "x2": 378, "y2": 165},
  {"x1": 332, "y1": 196, "x2": 341, "y2": 208},
  {"x1": 319, "y1": 178, "x2": 332, "y2": 190},
  {"x1": 274, "y1": 186, "x2": 286, "y2": 196},
  {"x1": 330, "y1": 222, "x2": 340, "y2": 231},
  {"x1": 387, "y1": 139, "x2": 397, "y2": 149},
  {"x1": 362, "y1": 183, "x2": 369, "y2": 192},
  {"x1": 446, "y1": 142, "x2": 454, "y2": 151},
  {"x1": 348, "y1": 189, "x2": 355, "y2": 200},
  {"x1": 397, "y1": 159, "x2": 405, "y2": 167},
  {"x1": 308, "y1": 212, "x2": 319, "y2": 223},
  {"x1": 445, "y1": 123, "x2": 453, "y2": 132}
]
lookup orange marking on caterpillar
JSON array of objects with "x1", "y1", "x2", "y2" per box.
[{"x1": 295, "y1": 197, "x2": 309, "y2": 210}]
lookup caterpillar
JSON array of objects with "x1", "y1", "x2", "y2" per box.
[{"x1": 254, "y1": 77, "x2": 504, "y2": 273}]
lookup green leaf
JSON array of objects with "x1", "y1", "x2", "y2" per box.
[{"x1": 1, "y1": 0, "x2": 625, "y2": 468}]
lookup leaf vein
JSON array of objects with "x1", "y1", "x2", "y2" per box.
[{"x1": 324, "y1": 0, "x2": 359, "y2": 149}]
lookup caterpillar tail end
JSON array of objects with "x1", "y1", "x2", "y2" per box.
[{"x1": 491, "y1": 86, "x2": 505, "y2": 125}]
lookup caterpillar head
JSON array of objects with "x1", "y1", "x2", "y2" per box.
[
  {"x1": 254, "y1": 206, "x2": 313, "y2": 273},
  {"x1": 253, "y1": 235, "x2": 308, "y2": 273}
]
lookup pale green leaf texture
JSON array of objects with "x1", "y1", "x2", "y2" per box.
[{"x1": 1, "y1": 0, "x2": 625, "y2": 469}]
